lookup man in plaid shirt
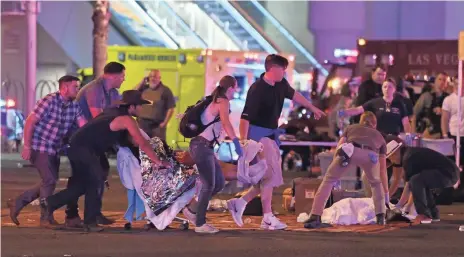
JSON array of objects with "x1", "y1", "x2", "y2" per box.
[{"x1": 7, "y1": 75, "x2": 87, "y2": 227}]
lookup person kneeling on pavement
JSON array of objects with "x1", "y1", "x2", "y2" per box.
[
  {"x1": 385, "y1": 136, "x2": 461, "y2": 224},
  {"x1": 304, "y1": 111, "x2": 389, "y2": 229}
]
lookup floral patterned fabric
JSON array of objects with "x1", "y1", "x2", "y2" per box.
[{"x1": 139, "y1": 137, "x2": 199, "y2": 215}]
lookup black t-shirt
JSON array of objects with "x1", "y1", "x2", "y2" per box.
[
  {"x1": 355, "y1": 79, "x2": 382, "y2": 106},
  {"x1": 352, "y1": 79, "x2": 381, "y2": 124},
  {"x1": 241, "y1": 73, "x2": 295, "y2": 129},
  {"x1": 363, "y1": 97, "x2": 407, "y2": 135},
  {"x1": 402, "y1": 147, "x2": 460, "y2": 182},
  {"x1": 70, "y1": 111, "x2": 128, "y2": 154}
]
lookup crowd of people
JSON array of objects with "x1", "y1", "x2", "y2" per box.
[
  {"x1": 320, "y1": 66, "x2": 463, "y2": 225},
  {"x1": 5, "y1": 55, "x2": 462, "y2": 234}
]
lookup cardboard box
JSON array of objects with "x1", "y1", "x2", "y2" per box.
[
  {"x1": 282, "y1": 187, "x2": 294, "y2": 212},
  {"x1": 331, "y1": 189, "x2": 365, "y2": 203},
  {"x1": 294, "y1": 177, "x2": 323, "y2": 214}
]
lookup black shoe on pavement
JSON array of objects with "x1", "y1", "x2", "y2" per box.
[
  {"x1": 431, "y1": 208, "x2": 440, "y2": 222},
  {"x1": 376, "y1": 213, "x2": 386, "y2": 225},
  {"x1": 124, "y1": 222, "x2": 132, "y2": 230},
  {"x1": 40, "y1": 219, "x2": 60, "y2": 229},
  {"x1": 83, "y1": 224, "x2": 104, "y2": 233},
  {"x1": 144, "y1": 222, "x2": 156, "y2": 231},
  {"x1": 304, "y1": 215, "x2": 327, "y2": 229},
  {"x1": 65, "y1": 216, "x2": 84, "y2": 228},
  {"x1": 39, "y1": 198, "x2": 53, "y2": 223},
  {"x1": 96, "y1": 214, "x2": 115, "y2": 225}
]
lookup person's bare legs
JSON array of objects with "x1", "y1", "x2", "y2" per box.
[{"x1": 228, "y1": 138, "x2": 286, "y2": 230}]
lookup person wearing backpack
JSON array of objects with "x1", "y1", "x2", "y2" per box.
[{"x1": 181, "y1": 75, "x2": 243, "y2": 234}]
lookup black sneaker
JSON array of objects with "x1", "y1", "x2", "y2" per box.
[
  {"x1": 96, "y1": 214, "x2": 115, "y2": 225},
  {"x1": 65, "y1": 217, "x2": 84, "y2": 228},
  {"x1": 376, "y1": 213, "x2": 386, "y2": 225},
  {"x1": 83, "y1": 224, "x2": 104, "y2": 233},
  {"x1": 144, "y1": 222, "x2": 156, "y2": 231},
  {"x1": 39, "y1": 198, "x2": 53, "y2": 222},
  {"x1": 431, "y1": 210, "x2": 440, "y2": 222},
  {"x1": 124, "y1": 222, "x2": 132, "y2": 230},
  {"x1": 304, "y1": 215, "x2": 326, "y2": 229}
]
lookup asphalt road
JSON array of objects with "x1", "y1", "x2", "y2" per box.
[{"x1": 1, "y1": 157, "x2": 464, "y2": 257}]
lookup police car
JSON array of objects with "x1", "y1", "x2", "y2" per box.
[{"x1": 1, "y1": 99, "x2": 25, "y2": 152}]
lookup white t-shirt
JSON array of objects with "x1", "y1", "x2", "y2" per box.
[
  {"x1": 442, "y1": 93, "x2": 464, "y2": 137},
  {"x1": 199, "y1": 104, "x2": 225, "y2": 142}
]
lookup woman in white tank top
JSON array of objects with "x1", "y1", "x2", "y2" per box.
[{"x1": 184, "y1": 75, "x2": 243, "y2": 234}]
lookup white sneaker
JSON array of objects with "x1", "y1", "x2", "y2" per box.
[
  {"x1": 261, "y1": 215, "x2": 287, "y2": 230},
  {"x1": 227, "y1": 198, "x2": 246, "y2": 227},
  {"x1": 195, "y1": 224, "x2": 219, "y2": 234},
  {"x1": 182, "y1": 207, "x2": 197, "y2": 224}
]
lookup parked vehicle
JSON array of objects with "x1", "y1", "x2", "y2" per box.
[{"x1": 1, "y1": 98, "x2": 25, "y2": 153}]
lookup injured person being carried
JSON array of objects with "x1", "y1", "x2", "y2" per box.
[{"x1": 116, "y1": 132, "x2": 266, "y2": 231}]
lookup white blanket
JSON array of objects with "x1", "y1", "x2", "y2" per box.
[
  {"x1": 297, "y1": 198, "x2": 417, "y2": 225},
  {"x1": 321, "y1": 198, "x2": 377, "y2": 225},
  {"x1": 237, "y1": 140, "x2": 267, "y2": 185}
]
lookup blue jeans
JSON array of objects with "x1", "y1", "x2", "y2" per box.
[
  {"x1": 124, "y1": 189, "x2": 145, "y2": 223},
  {"x1": 189, "y1": 136, "x2": 225, "y2": 226}
]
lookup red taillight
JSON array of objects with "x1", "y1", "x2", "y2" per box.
[{"x1": 6, "y1": 99, "x2": 15, "y2": 108}]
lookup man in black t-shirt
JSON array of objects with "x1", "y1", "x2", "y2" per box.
[
  {"x1": 387, "y1": 141, "x2": 460, "y2": 224},
  {"x1": 341, "y1": 79, "x2": 411, "y2": 136},
  {"x1": 362, "y1": 97, "x2": 409, "y2": 135},
  {"x1": 353, "y1": 67, "x2": 386, "y2": 123},
  {"x1": 226, "y1": 54, "x2": 325, "y2": 230}
]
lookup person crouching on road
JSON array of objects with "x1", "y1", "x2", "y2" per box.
[
  {"x1": 182, "y1": 75, "x2": 243, "y2": 234},
  {"x1": 386, "y1": 137, "x2": 460, "y2": 224},
  {"x1": 304, "y1": 111, "x2": 389, "y2": 229}
]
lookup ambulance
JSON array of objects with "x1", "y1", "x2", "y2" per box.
[{"x1": 78, "y1": 46, "x2": 296, "y2": 149}]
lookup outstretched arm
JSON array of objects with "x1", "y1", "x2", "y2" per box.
[
  {"x1": 111, "y1": 116, "x2": 166, "y2": 166},
  {"x1": 292, "y1": 92, "x2": 326, "y2": 120}
]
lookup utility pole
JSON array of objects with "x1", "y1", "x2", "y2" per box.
[
  {"x1": 25, "y1": 0, "x2": 38, "y2": 114},
  {"x1": 92, "y1": 0, "x2": 111, "y2": 78}
]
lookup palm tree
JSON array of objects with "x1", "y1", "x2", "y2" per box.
[{"x1": 92, "y1": 0, "x2": 111, "y2": 78}]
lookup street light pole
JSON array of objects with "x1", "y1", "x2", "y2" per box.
[{"x1": 25, "y1": 0, "x2": 37, "y2": 114}]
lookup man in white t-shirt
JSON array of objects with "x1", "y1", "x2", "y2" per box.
[{"x1": 441, "y1": 82, "x2": 463, "y2": 168}]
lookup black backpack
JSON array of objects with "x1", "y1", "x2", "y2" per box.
[{"x1": 179, "y1": 95, "x2": 220, "y2": 138}]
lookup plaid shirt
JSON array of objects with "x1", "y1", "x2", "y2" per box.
[{"x1": 31, "y1": 92, "x2": 83, "y2": 155}]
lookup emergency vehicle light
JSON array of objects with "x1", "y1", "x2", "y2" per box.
[
  {"x1": 0, "y1": 99, "x2": 16, "y2": 108},
  {"x1": 6, "y1": 99, "x2": 16, "y2": 108}
]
